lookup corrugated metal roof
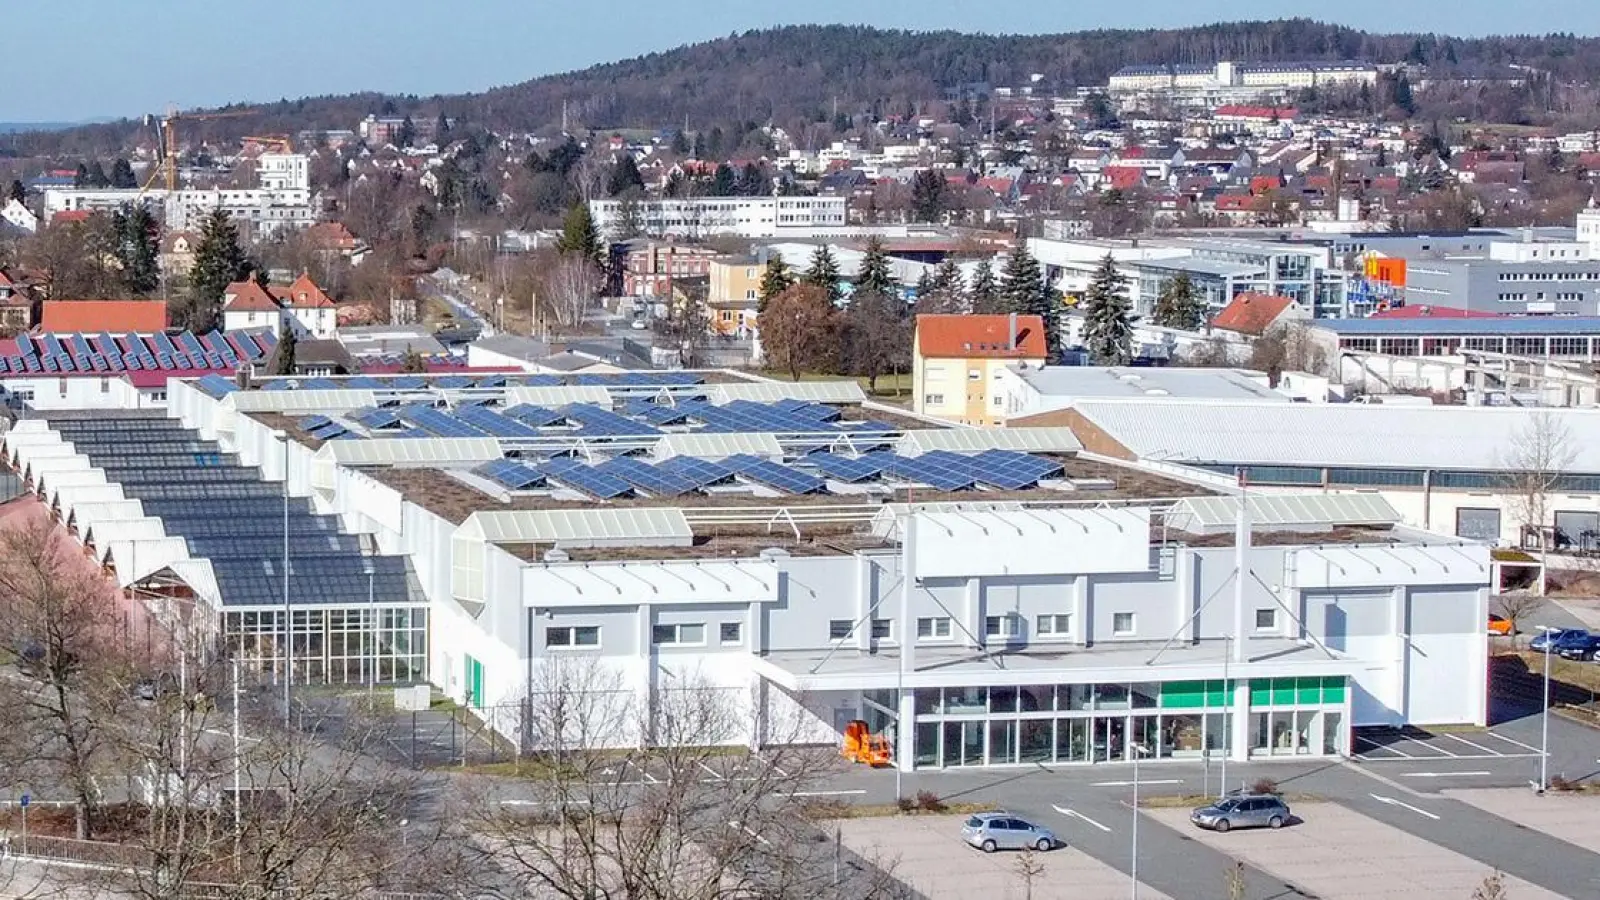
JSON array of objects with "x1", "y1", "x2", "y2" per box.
[
  {"x1": 711, "y1": 380, "x2": 867, "y2": 404},
  {"x1": 1073, "y1": 400, "x2": 1600, "y2": 471},
  {"x1": 653, "y1": 432, "x2": 783, "y2": 460},
  {"x1": 897, "y1": 427, "x2": 1082, "y2": 456},
  {"x1": 1165, "y1": 494, "x2": 1400, "y2": 535},
  {"x1": 318, "y1": 437, "x2": 504, "y2": 466},
  {"x1": 504, "y1": 385, "x2": 611, "y2": 407},
  {"x1": 1316, "y1": 317, "x2": 1600, "y2": 336},
  {"x1": 461, "y1": 508, "x2": 692, "y2": 549},
  {"x1": 228, "y1": 389, "x2": 379, "y2": 412}
]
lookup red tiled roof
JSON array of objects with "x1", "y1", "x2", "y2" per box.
[
  {"x1": 51, "y1": 210, "x2": 93, "y2": 225},
  {"x1": 916, "y1": 314, "x2": 1047, "y2": 359},
  {"x1": 1214, "y1": 105, "x2": 1298, "y2": 120},
  {"x1": 223, "y1": 280, "x2": 280, "y2": 313},
  {"x1": 1212, "y1": 292, "x2": 1294, "y2": 336},
  {"x1": 284, "y1": 273, "x2": 334, "y2": 309},
  {"x1": 1216, "y1": 193, "x2": 1257, "y2": 211},
  {"x1": 39, "y1": 300, "x2": 166, "y2": 333},
  {"x1": 1102, "y1": 166, "x2": 1145, "y2": 190},
  {"x1": 1369, "y1": 305, "x2": 1497, "y2": 319}
]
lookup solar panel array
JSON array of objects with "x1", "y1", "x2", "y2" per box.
[
  {"x1": 256, "y1": 371, "x2": 709, "y2": 391},
  {"x1": 48, "y1": 415, "x2": 422, "y2": 608},
  {"x1": 3, "y1": 330, "x2": 274, "y2": 376},
  {"x1": 474, "y1": 458, "x2": 546, "y2": 490}
]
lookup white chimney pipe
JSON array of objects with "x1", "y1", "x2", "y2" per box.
[{"x1": 1008, "y1": 311, "x2": 1018, "y2": 351}]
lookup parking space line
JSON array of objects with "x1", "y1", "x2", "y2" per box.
[
  {"x1": 1419, "y1": 741, "x2": 1459, "y2": 758},
  {"x1": 1484, "y1": 731, "x2": 1544, "y2": 754},
  {"x1": 1440, "y1": 733, "x2": 1503, "y2": 756},
  {"x1": 1356, "y1": 736, "x2": 1414, "y2": 758},
  {"x1": 697, "y1": 760, "x2": 725, "y2": 781}
]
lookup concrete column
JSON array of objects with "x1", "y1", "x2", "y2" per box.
[
  {"x1": 1176, "y1": 550, "x2": 1196, "y2": 643},
  {"x1": 895, "y1": 689, "x2": 917, "y2": 773},
  {"x1": 901, "y1": 517, "x2": 917, "y2": 673},
  {"x1": 1075, "y1": 575, "x2": 1091, "y2": 646},
  {"x1": 1391, "y1": 586, "x2": 1409, "y2": 724},
  {"x1": 1231, "y1": 678, "x2": 1252, "y2": 763},
  {"x1": 856, "y1": 553, "x2": 873, "y2": 651}
]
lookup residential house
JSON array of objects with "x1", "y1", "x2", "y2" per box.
[
  {"x1": 221, "y1": 280, "x2": 283, "y2": 333},
  {"x1": 0, "y1": 271, "x2": 32, "y2": 332},
  {"x1": 912, "y1": 313, "x2": 1048, "y2": 425},
  {"x1": 304, "y1": 222, "x2": 371, "y2": 266},
  {"x1": 221, "y1": 273, "x2": 337, "y2": 338},
  {"x1": 620, "y1": 240, "x2": 719, "y2": 298},
  {"x1": 277, "y1": 273, "x2": 337, "y2": 339},
  {"x1": 708, "y1": 255, "x2": 764, "y2": 315},
  {"x1": 2, "y1": 199, "x2": 39, "y2": 234},
  {"x1": 1211, "y1": 292, "x2": 1308, "y2": 338},
  {"x1": 160, "y1": 231, "x2": 200, "y2": 277}
]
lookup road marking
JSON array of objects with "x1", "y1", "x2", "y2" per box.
[
  {"x1": 1400, "y1": 771, "x2": 1492, "y2": 778},
  {"x1": 1051, "y1": 804, "x2": 1112, "y2": 833},
  {"x1": 1440, "y1": 733, "x2": 1502, "y2": 756},
  {"x1": 792, "y1": 789, "x2": 867, "y2": 797},
  {"x1": 729, "y1": 819, "x2": 771, "y2": 846},
  {"x1": 698, "y1": 760, "x2": 725, "y2": 781},
  {"x1": 1369, "y1": 792, "x2": 1441, "y2": 820},
  {"x1": 1091, "y1": 779, "x2": 1184, "y2": 787},
  {"x1": 499, "y1": 798, "x2": 591, "y2": 806},
  {"x1": 1485, "y1": 731, "x2": 1543, "y2": 754}
]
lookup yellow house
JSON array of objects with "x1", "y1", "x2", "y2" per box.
[
  {"x1": 913, "y1": 313, "x2": 1047, "y2": 426},
  {"x1": 707, "y1": 255, "x2": 762, "y2": 337}
]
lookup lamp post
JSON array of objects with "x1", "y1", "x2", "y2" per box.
[
  {"x1": 366, "y1": 562, "x2": 376, "y2": 696},
  {"x1": 276, "y1": 431, "x2": 291, "y2": 727},
  {"x1": 1537, "y1": 625, "x2": 1556, "y2": 793},
  {"x1": 1220, "y1": 634, "x2": 1231, "y2": 797},
  {"x1": 1130, "y1": 742, "x2": 1149, "y2": 900}
]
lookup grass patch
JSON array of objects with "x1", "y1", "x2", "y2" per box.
[
  {"x1": 755, "y1": 370, "x2": 913, "y2": 399},
  {"x1": 1137, "y1": 793, "x2": 1325, "y2": 809},
  {"x1": 805, "y1": 800, "x2": 995, "y2": 820},
  {"x1": 1509, "y1": 651, "x2": 1600, "y2": 695},
  {"x1": 1421, "y1": 723, "x2": 1490, "y2": 734}
]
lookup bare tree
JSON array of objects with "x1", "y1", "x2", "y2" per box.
[
  {"x1": 653, "y1": 286, "x2": 713, "y2": 369},
  {"x1": 759, "y1": 284, "x2": 839, "y2": 381},
  {"x1": 1472, "y1": 870, "x2": 1508, "y2": 900},
  {"x1": 841, "y1": 290, "x2": 909, "y2": 394},
  {"x1": 1495, "y1": 592, "x2": 1545, "y2": 645},
  {"x1": 1248, "y1": 322, "x2": 1329, "y2": 385},
  {"x1": 0, "y1": 518, "x2": 129, "y2": 840},
  {"x1": 1224, "y1": 860, "x2": 1247, "y2": 900},
  {"x1": 459, "y1": 658, "x2": 907, "y2": 900},
  {"x1": 1181, "y1": 335, "x2": 1237, "y2": 368},
  {"x1": 1500, "y1": 410, "x2": 1576, "y2": 593},
  {"x1": 1014, "y1": 848, "x2": 1046, "y2": 900},
  {"x1": 537, "y1": 254, "x2": 601, "y2": 333}
]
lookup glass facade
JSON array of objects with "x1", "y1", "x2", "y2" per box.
[
  {"x1": 222, "y1": 606, "x2": 428, "y2": 684},
  {"x1": 903, "y1": 677, "x2": 1346, "y2": 769}
]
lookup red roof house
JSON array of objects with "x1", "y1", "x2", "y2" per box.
[
  {"x1": 915, "y1": 314, "x2": 1047, "y2": 360},
  {"x1": 39, "y1": 300, "x2": 167, "y2": 333},
  {"x1": 1211, "y1": 292, "x2": 1304, "y2": 337}
]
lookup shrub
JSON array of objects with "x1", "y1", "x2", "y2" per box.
[
  {"x1": 915, "y1": 790, "x2": 947, "y2": 813},
  {"x1": 1250, "y1": 778, "x2": 1280, "y2": 796},
  {"x1": 895, "y1": 796, "x2": 915, "y2": 812},
  {"x1": 1547, "y1": 774, "x2": 1576, "y2": 792}
]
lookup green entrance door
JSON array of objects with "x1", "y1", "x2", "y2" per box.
[{"x1": 464, "y1": 655, "x2": 484, "y2": 708}]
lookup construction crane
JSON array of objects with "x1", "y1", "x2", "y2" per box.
[{"x1": 141, "y1": 106, "x2": 259, "y2": 191}]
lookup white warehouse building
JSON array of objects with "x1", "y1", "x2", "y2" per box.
[
  {"x1": 3, "y1": 371, "x2": 1492, "y2": 771},
  {"x1": 589, "y1": 195, "x2": 848, "y2": 240}
]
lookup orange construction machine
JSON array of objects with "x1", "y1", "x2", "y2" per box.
[{"x1": 841, "y1": 720, "x2": 892, "y2": 767}]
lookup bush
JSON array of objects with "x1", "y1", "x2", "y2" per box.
[
  {"x1": 895, "y1": 796, "x2": 915, "y2": 813},
  {"x1": 1250, "y1": 778, "x2": 1280, "y2": 796},
  {"x1": 1547, "y1": 774, "x2": 1576, "y2": 792},
  {"x1": 915, "y1": 790, "x2": 947, "y2": 813}
]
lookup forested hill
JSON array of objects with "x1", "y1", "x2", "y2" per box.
[{"x1": 12, "y1": 19, "x2": 1600, "y2": 155}]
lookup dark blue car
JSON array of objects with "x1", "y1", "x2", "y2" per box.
[
  {"x1": 1530, "y1": 628, "x2": 1580, "y2": 653},
  {"x1": 1554, "y1": 631, "x2": 1600, "y2": 661}
]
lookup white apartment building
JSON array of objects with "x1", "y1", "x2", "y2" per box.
[
  {"x1": 1109, "y1": 61, "x2": 1378, "y2": 94},
  {"x1": 589, "y1": 196, "x2": 848, "y2": 240},
  {"x1": 43, "y1": 152, "x2": 314, "y2": 236}
]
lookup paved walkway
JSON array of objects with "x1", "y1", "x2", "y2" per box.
[
  {"x1": 1446, "y1": 787, "x2": 1600, "y2": 855},
  {"x1": 1143, "y1": 802, "x2": 1564, "y2": 900},
  {"x1": 831, "y1": 814, "x2": 1173, "y2": 900}
]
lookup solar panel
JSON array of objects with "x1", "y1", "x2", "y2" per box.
[
  {"x1": 967, "y1": 449, "x2": 1064, "y2": 488},
  {"x1": 563, "y1": 403, "x2": 661, "y2": 437},
  {"x1": 308, "y1": 423, "x2": 350, "y2": 440},
  {"x1": 390, "y1": 376, "x2": 426, "y2": 390},
  {"x1": 655, "y1": 456, "x2": 736, "y2": 488},
  {"x1": 721, "y1": 454, "x2": 826, "y2": 494},
  {"x1": 807, "y1": 452, "x2": 887, "y2": 483},
  {"x1": 177, "y1": 331, "x2": 206, "y2": 357},
  {"x1": 15, "y1": 335, "x2": 34, "y2": 358},
  {"x1": 302, "y1": 378, "x2": 341, "y2": 390},
  {"x1": 298, "y1": 415, "x2": 334, "y2": 431},
  {"x1": 503, "y1": 404, "x2": 564, "y2": 427},
  {"x1": 474, "y1": 375, "x2": 508, "y2": 388},
  {"x1": 351, "y1": 407, "x2": 401, "y2": 429},
  {"x1": 597, "y1": 456, "x2": 698, "y2": 496},
  {"x1": 397, "y1": 405, "x2": 485, "y2": 438},
  {"x1": 474, "y1": 458, "x2": 546, "y2": 490},
  {"x1": 433, "y1": 375, "x2": 473, "y2": 389},
  {"x1": 538, "y1": 458, "x2": 633, "y2": 500},
  {"x1": 871, "y1": 452, "x2": 976, "y2": 492},
  {"x1": 452, "y1": 405, "x2": 544, "y2": 438}
]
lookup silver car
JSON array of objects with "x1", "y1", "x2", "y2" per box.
[
  {"x1": 1190, "y1": 794, "x2": 1291, "y2": 832},
  {"x1": 961, "y1": 812, "x2": 1057, "y2": 852}
]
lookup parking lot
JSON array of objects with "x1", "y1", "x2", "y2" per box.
[
  {"x1": 1351, "y1": 725, "x2": 1544, "y2": 761},
  {"x1": 832, "y1": 813, "x2": 1172, "y2": 900},
  {"x1": 1143, "y1": 802, "x2": 1564, "y2": 900}
]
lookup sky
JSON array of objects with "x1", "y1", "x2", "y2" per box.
[{"x1": 7, "y1": 0, "x2": 1600, "y2": 122}]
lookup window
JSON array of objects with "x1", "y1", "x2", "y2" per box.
[
  {"x1": 652, "y1": 623, "x2": 705, "y2": 646},
  {"x1": 985, "y1": 615, "x2": 1019, "y2": 638},
  {"x1": 1112, "y1": 612, "x2": 1136, "y2": 635},
  {"x1": 917, "y1": 617, "x2": 952, "y2": 639},
  {"x1": 1255, "y1": 608, "x2": 1278, "y2": 630},
  {"x1": 870, "y1": 618, "x2": 893, "y2": 640},
  {"x1": 829, "y1": 619, "x2": 853, "y2": 640},
  {"x1": 1455, "y1": 507, "x2": 1502, "y2": 542},
  {"x1": 720, "y1": 622, "x2": 743, "y2": 644},
  {"x1": 1036, "y1": 614, "x2": 1071, "y2": 636},
  {"x1": 546, "y1": 625, "x2": 600, "y2": 648},
  {"x1": 923, "y1": 393, "x2": 945, "y2": 406},
  {"x1": 967, "y1": 369, "x2": 982, "y2": 380}
]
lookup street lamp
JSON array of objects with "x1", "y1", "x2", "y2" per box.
[
  {"x1": 1130, "y1": 741, "x2": 1150, "y2": 900},
  {"x1": 275, "y1": 431, "x2": 291, "y2": 728},
  {"x1": 1536, "y1": 625, "x2": 1557, "y2": 793}
]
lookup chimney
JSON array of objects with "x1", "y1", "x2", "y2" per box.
[{"x1": 1008, "y1": 312, "x2": 1018, "y2": 351}]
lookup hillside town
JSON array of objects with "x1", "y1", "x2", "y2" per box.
[{"x1": 4, "y1": 19, "x2": 1600, "y2": 900}]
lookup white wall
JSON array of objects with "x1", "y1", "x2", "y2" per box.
[{"x1": 3, "y1": 375, "x2": 151, "y2": 410}]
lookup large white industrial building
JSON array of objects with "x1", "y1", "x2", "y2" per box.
[
  {"x1": 0, "y1": 370, "x2": 1493, "y2": 770},
  {"x1": 589, "y1": 195, "x2": 849, "y2": 240},
  {"x1": 42, "y1": 152, "x2": 315, "y2": 234}
]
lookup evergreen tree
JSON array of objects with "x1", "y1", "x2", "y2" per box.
[
  {"x1": 397, "y1": 115, "x2": 416, "y2": 148},
  {"x1": 272, "y1": 324, "x2": 298, "y2": 376},
  {"x1": 556, "y1": 203, "x2": 604, "y2": 269},
  {"x1": 1082, "y1": 253, "x2": 1133, "y2": 365},
  {"x1": 1150, "y1": 271, "x2": 1207, "y2": 332},
  {"x1": 83, "y1": 160, "x2": 109, "y2": 188},
  {"x1": 606, "y1": 154, "x2": 645, "y2": 197},
  {"x1": 72, "y1": 163, "x2": 89, "y2": 188},
  {"x1": 804, "y1": 245, "x2": 843, "y2": 305},
  {"x1": 930, "y1": 258, "x2": 962, "y2": 295},
  {"x1": 757, "y1": 257, "x2": 794, "y2": 314},
  {"x1": 182, "y1": 209, "x2": 252, "y2": 333},
  {"x1": 670, "y1": 130, "x2": 691, "y2": 156},
  {"x1": 854, "y1": 237, "x2": 896, "y2": 301},
  {"x1": 691, "y1": 133, "x2": 706, "y2": 159},
  {"x1": 435, "y1": 112, "x2": 451, "y2": 143},
  {"x1": 109, "y1": 158, "x2": 137, "y2": 189},
  {"x1": 967, "y1": 257, "x2": 1001, "y2": 313},
  {"x1": 664, "y1": 170, "x2": 686, "y2": 198},
  {"x1": 739, "y1": 162, "x2": 766, "y2": 196},
  {"x1": 111, "y1": 204, "x2": 160, "y2": 296},
  {"x1": 998, "y1": 246, "x2": 1044, "y2": 315},
  {"x1": 400, "y1": 347, "x2": 428, "y2": 373},
  {"x1": 711, "y1": 163, "x2": 738, "y2": 197},
  {"x1": 6, "y1": 179, "x2": 23, "y2": 204},
  {"x1": 910, "y1": 169, "x2": 948, "y2": 223}
]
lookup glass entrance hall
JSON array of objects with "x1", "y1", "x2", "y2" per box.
[{"x1": 901, "y1": 677, "x2": 1347, "y2": 769}]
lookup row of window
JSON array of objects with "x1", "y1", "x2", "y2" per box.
[
  {"x1": 545, "y1": 622, "x2": 744, "y2": 649},
  {"x1": 1496, "y1": 271, "x2": 1600, "y2": 281},
  {"x1": 1496, "y1": 292, "x2": 1588, "y2": 302}
]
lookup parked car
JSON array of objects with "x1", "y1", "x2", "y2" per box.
[
  {"x1": 1190, "y1": 794, "x2": 1292, "y2": 832},
  {"x1": 1530, "y1": 628, "x2": 1579, "y2": 653},
  {"x1": 1554, "y1": 632, "x2": 1600, "y2": 661},
  {"x1": 1488, "y1": 615, "x2": 1513, "y2": 636},
  {"x1": 960, "y1": 812, "x2": 1057, "y2": 852}
]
